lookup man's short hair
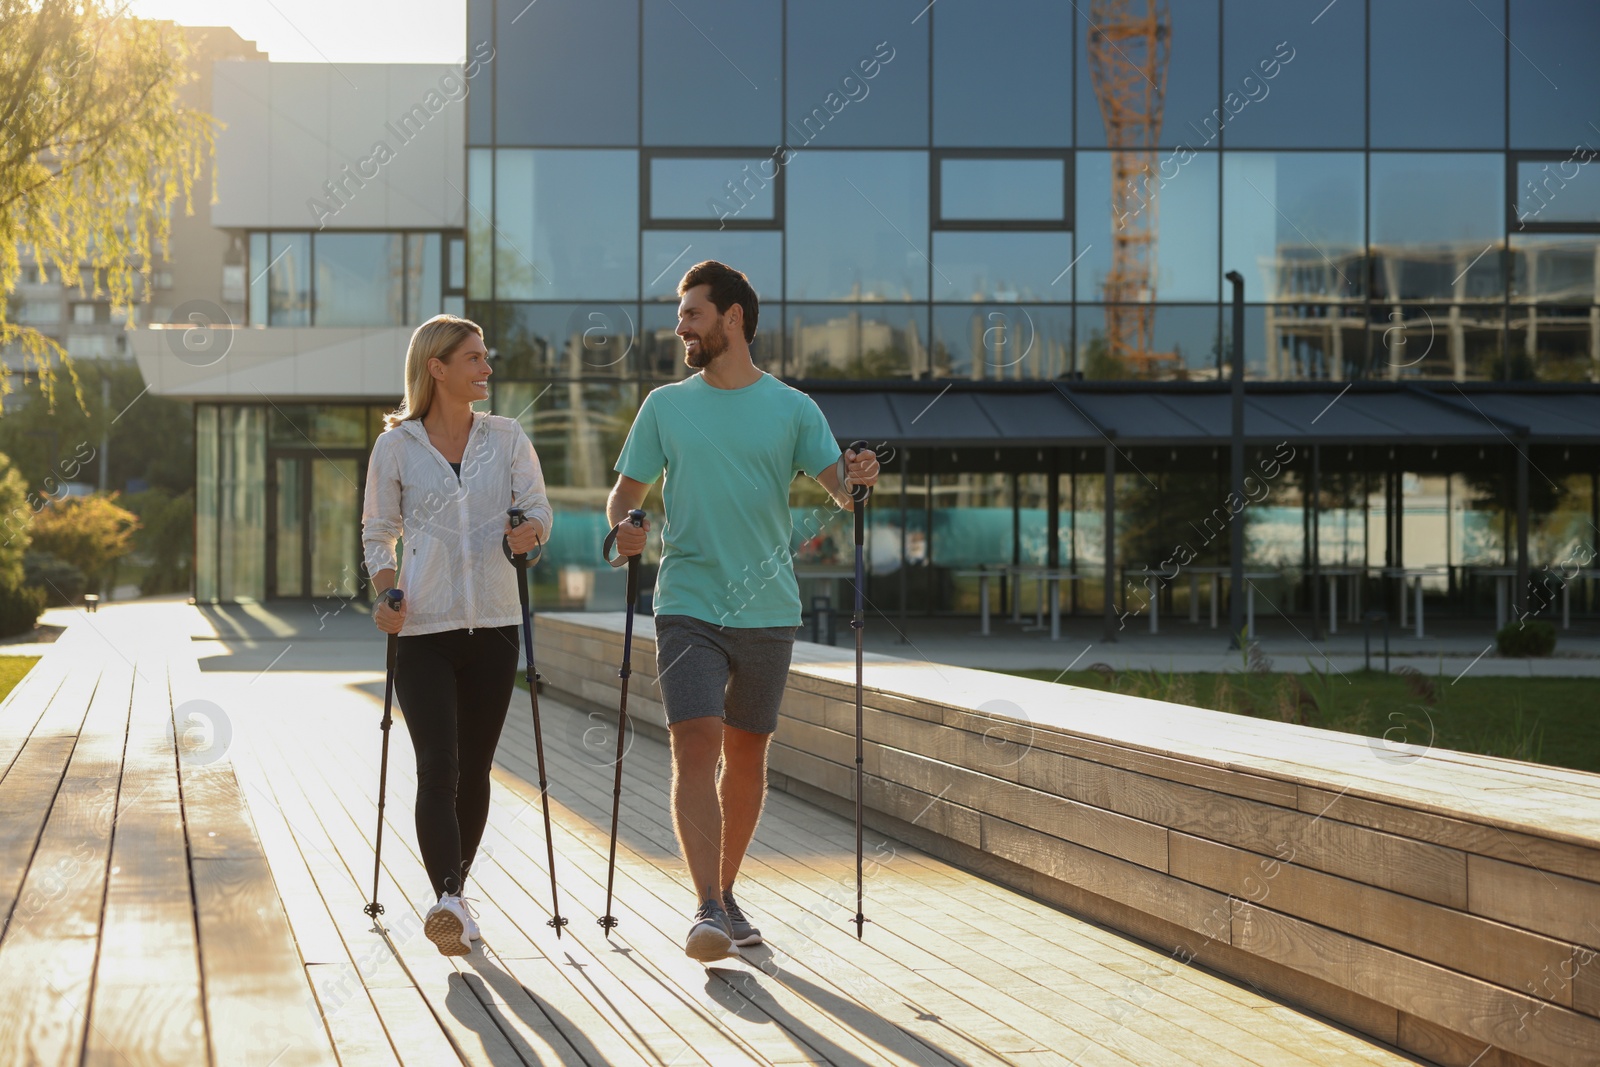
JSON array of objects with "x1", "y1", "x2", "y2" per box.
[{"x1": 678, "y1": 260, "x2": 759, "y2": 343}]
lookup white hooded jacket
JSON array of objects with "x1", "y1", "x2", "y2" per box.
[{"x1": 361, "y1": 412, "x2": 553, "y2": 637}]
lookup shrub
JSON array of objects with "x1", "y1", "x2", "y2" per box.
[
  {"x1": 1497, "y1": 620, "x2": 1556, "y2": 658},
  {"x1": 27, "y1": 494, "x2": 139, "y2": 593},
  {"x1": 0, "y1": 583, "x2": 46, "y2": 638},
  {"x1": 120, "y1": 488, "x2": 193, "y2": 595},
  {"x1": 24, "y1": 552, "x2": 87, "y2": 606}
]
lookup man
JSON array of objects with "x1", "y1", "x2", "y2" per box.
[{"x1": 607, "y1": 260, "x2": 878, "y2": 963}]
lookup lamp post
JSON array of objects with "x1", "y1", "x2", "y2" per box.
[{"x1": 1225, "y1": 270, "x2": 1246, "y2": 650}]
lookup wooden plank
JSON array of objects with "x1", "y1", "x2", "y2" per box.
[
  {"x1": 1467, "y1": 854, "x2": 1600, "y2": 951},
  {"x1": 1396, "y1": 1012, "x2": 1545, "y2": 1067},
  {"x1": 365, "y1": 986, "x2": 472, "y2": 1067},
  {"x1": 183, "y1": 761, "x2": 267, "y2": 860},
  {"x1": 1233, "y1": 903, "x2": 1600, "y2": 1067},
  {"x1": 191, "y1": 855, "x2": 339, "y2": 1067},
  {"x1": 304, "y1": 963, "x2": 403, "y2": 1067},
  {"x1": 1171, "y1": 832, "x2": 1577, "y2": 1005},
  {"x1": 0, "y1": 931, "x2": 100, "y2": 1067}
]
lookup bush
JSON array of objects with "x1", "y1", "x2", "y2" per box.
[
  {"x1": 0, "y1": 583, "x2": 46, "y2": 638},
  {"x1": 23, "y1": 552, "x2": 86, "y2": 606},
  {"x1": 27, "y1": 494, "x2": 139, "y2": 593},
  {"x1": 1497, "y1": 620, "x2": 1557, "y2": 658}
]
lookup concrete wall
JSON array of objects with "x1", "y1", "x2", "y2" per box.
[
  {"x1": 535, "y1": 611, "x2": 1600, "y2": 1067},
  {"x1": 211, "y1": 62, "x2": 466, "y2": 231}
]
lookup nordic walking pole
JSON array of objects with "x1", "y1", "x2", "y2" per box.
[
  {"x1": 364, "y1": 587, "x2": 404, "y2": 922},
  {"x1": 847, "y1": 441, "x2": 872, "y2": 939},
  {"x1": 598, "y1": 508, "x2": 646, "y2": 935},
  {"x1": 506, "y1": 508, "x2": 568, "y2": 937}
]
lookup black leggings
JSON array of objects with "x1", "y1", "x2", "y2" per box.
[{"x1": 394, "y1": 625, "x2": 520, "y2": 898}]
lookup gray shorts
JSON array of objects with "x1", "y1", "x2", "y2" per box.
[{"x1": 653, "y1": 614, "x2": 796, "y2": 735}]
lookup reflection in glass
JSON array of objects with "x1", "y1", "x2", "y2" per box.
[
  {"x1": 492, "y1": 304, "x2": 641, "y2": 380},
  {"x1": 526, "y1": 381, "x2": 641, "y2": 494},
  {"x1": 1260, "y1": 304, "x2": 1367, "y2": 380},
  {"x1": 494, "y1": 150, "x2": 638, "y2": 301},
  {"x1": 936, "y1": 0, "x2": 1070, "y2": 147},
  {"x1": 269, "y1": 405, "x2": 369, "y2": 447},
  {"x1": 1507, "y1": 306, "x2": 1598, "y2": 382},
  {"x1": 786, "y1": 151, "x2": 928, "y2": 301},
  {"x1": 1363, "y1": 305, "x2": 1505, "y2": 382},
  {"x1": 248, "y1": 233, "x2": 268, "y2": 326},
  {"x1": 495, "y1": 0, "x2": 636, "y2": 145},
  {"x1": 644, "y1": 0, "x2": 780, "y2": 145},
  {"x1": 466, "y1": 0, "x2": 492, "y2": 143},
  {"x1": 467, "y1": 149, "x2": 493, "y2": 300},
  {"x1": 1077, "y1": 305, "x2": 1222, "y2": 380},
  {"x1": 642, "y1": 231, "x2": 782, "y2": 302},
  {"x1": 651, "y1": 156, "x2": 776, "y2": 223},
  {"x1": 311, "y1": 458, "x2": 360, "y2": 599},
  {"x1": 1370, "y1": 154, "x2": 1504, "y2": 303},
  {"x1": 786, "y1": 304, "x2": 929, "y2": 379},
  {"x1": 930, "y1": 305, "x2": 1072, "y2": 380},
  {"x1": 932, "y1": 232, "x2": 1074, "y2": 302},
  {"x1": 1371, "y1": 0, "x2": 1504, "y2": 148},
  {"x1": 640, "y1": 302, "x2": 781, "y2": 379},
  {"x1": 1076, "y1": 0, "x2": 1217, "y2": 150},
  {"x1": 273, "y1": 457, "x2": 303, "y2": 597},
  {"x1": 1223, "y1": 153, "x2": 1364, "y2": 302},
  {"x1": 218, "y1": 405, "x2": 265, "y2": 602},
  {"x1": 1511, "y1": 234, "x2": 1600, "y2": 304},
  {"x1": 786, "y1": 3, "x2": 924, "y2": 148},
  {"x1": 314, "y1": 233, "x2": 404, "y2": 327},
  {"x1": 1222, "y1": 0, "x2": 1361, "y2": 147},
  {"x1": 1515, "y1": 159, "x2": 1600, "y2": 227},
  {"x1": 1510, "y1": 0, "x2": 1600, "y2": 149},
  {"x1": 406, "y1": 233, "x2": 441, "y2": 322},
  {"x1": 940, "y1": 158, "x2": 1065, "y2": 221},
  {"x1": 267, "y1": 233, "x2": 311, "y2": 326},
  {"x1": 1075, "y1": 150, "x2": 1218, "y2": 303},
  {"x1": 196, "y1": 405, "x2": 217, "y2": 601}
]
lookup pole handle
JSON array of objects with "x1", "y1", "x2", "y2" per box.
[
  {"x1": 505, "y1": 506, "x2": 543, "y2": 565},
  {"x1": 602, "y1": 509, "x2": 647, "y2": 567}
]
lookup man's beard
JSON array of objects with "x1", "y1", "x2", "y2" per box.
[{"x1": 683, "y1": 319, "x2": 729, "y2": 368}]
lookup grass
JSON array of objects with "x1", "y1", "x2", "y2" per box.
[
  {"x1": 0, "y1": 656, "x2": 40, "y2": 704},
  {"x1": 1003, "y1": 666, "x2": 1600, "y2": 775}
]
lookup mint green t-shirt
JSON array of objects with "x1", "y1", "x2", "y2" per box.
[{"x1": 615, "y1": 371, "x2": 843, "y2": 628}]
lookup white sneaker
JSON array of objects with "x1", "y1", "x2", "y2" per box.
[
  {"x1": 424, "y1": 894, "x2": 472, "y2": 956},
  {"x1": 461, "y1": 896, "x2": 482, "y2": 941}
]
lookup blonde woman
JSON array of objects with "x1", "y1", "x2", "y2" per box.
[{"x1": 361, "y1": 314, "x2": 552, "y2": 955}]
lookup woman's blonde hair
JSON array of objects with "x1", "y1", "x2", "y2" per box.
[{"x1": 383, "y1": 314, "x2": 484, "y2": 431}]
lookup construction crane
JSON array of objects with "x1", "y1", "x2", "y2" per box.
[{"x1": 1087, "y1": 0, "x2": 1180, "y2": 377}]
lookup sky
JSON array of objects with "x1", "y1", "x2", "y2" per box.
[{"x1": 125, "y1": 0, "x2": 467, "y2": 63}]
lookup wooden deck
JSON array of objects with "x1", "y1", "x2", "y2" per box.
[{"x1": 0, "y1": 600, "x2": 1430, "y2": 1066}]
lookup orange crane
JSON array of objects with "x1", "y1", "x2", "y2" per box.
[{"x1": 1087, "y1": 0, "x2": 1180, "y2": 377}]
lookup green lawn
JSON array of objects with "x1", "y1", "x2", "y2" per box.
[
  {"x1": 0, "y1": 656, "x2": 40, "y2": 704},
  {"x1": 1003, "y1": 668, "x2": 1600, "y2": 775}
]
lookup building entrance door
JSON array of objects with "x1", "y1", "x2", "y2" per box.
[{"x1": 267, "y1": 452, "x2": 366, "y2": 600}]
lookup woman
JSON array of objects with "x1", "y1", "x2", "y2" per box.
[{"x1": 361, "y1": 314, "x2": 552, "y2": 956}]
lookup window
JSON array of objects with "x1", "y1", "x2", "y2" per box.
[
  {"x1": 1075, "y1": 150, "x2": 1219, "y2": 303},
  {"x1": 1511, "y1": 153, "x2": 1600, "y2": 231},
  {"x1": 1223, "y1": 152, "x2": 1365, "y2": 302},
  {"x1": 642, "y1": 231, "x2": 782, "y2": 302},
  {"x1": 73, "y1": 303, "x2": 96, "y2": 325},
  {"x1": 786, "y1": 151, "x2": 928, "y2": 301},
  {"x1": 1370, "y1": 0, "x2": 1504, "y2": 148},
  {"x1": 1370, "y1": 153, "x2": 1504, "y2": 302},
  {"x1": 467, "y1": 149, "x2": 493, "y2": 300},
  {"x1": 494, "y1": 0, "x2": 636, "y2": 145},
  {"x1": 643, "y1": 0, "x2": 780, "y2": 145},
  {"x1": 15, "y1": 300, "x2": 60, "y2": 324},
  {"x1": 1221, "y1": 0, "x2": 1362, "y2": 147},
  {"x1": 1077, "y1": 0, "x2": 1218, "y2": 150},
  {"x1": 786, "y1": 304, "x2": 930, "y2": 379},
  {"x1": 494, "y1": 149, "x2": 638, "y2": 301},
  {"x1": 406, "y1": 233, "x2": 442, "y2": 322},
  {"x1": 1510, "y1": 0, "x2": 1600, "y2": 150},
  {"x1": 930, "y1": 305, "x2": 1073, "y2": 379},
  {"x1": 786, "y1": 1, "x2": 925, "y2": 148},
  {"x1": 491, "y1": 303, "x2": 641, "y2": 380},
  {"x1": 1076, "y1": 304, "x2": 1221, "y2": 380},
  {"x1": 932, "y1": 233, "x2": 1074, "y2": 302},
  {"x1": 265, "y1": 233, "x2": 311, "y2": 326},
  {"x1": 1511, "y1": 234, "x2": 1600, "y2": 304},
  {"x1": 935, "y1": 0, "x2": 1071, "y2": 147},
  {"x1": 646, "y1": 153, "x2": 781, "y2": 228},
  {"x1": 935, "y1": 155, "x2": 1069, "y2": 227},
  {"x1": 466, "y1": 0, "x2": 493, "y2": 145},
  {"x1": 314, "y1": 233, "x2": 404, "y2": 327}
]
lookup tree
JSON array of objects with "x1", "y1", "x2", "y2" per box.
[{"x1": 1, "y1": 0, "x2": 214, "y2": 409}]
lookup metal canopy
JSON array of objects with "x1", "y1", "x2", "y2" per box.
[{"x1": 805, "y1": 383, "x2": 1598, "y2": 449}]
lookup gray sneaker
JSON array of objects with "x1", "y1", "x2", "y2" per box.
[
  {"x1": 685, "y1": 899, "x2": 734, "y2": 962},
  {"x1": 722, "y1": 890, "x2": 762, "y2": 947}
]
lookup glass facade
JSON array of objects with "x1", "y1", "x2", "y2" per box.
[{"x1": 247, "y1": 231, "x2": 462, "y2": 327}]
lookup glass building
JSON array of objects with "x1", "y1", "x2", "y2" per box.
[{"x1": 452, "y1": 0, "x2": 1599, "y2": 631}]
